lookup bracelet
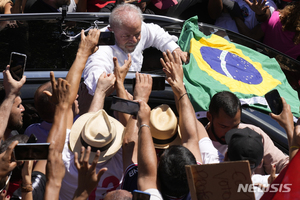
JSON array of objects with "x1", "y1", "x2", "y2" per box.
[
  {"x1": 21, "y1": 184, "x2": 33, "y2": 193},
  {"x1": 290, "y1": 146, "x2": 300, "y2": 150},
  {"x1": 178, "y1": 93, "x2": 187, "y2": 101},
  {"x1": 139, "y1": 124, "x2": 150, "y2": 132}
]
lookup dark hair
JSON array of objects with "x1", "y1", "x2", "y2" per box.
[
  {"x1": 0, "y1": 134, "x2": 29, "y2": 154},
  {"x1": 34, "y1": 82, "x2": 55, "y2": 123},
  {"x1": 280, "y1": 1, "x2": 300, "y2": 45},
  {"x1": 209, "y1": 91, "x2": 241, "y2": 118},
  {"x1": 158, "y1": 145, "x2": 197, "y2": 198}
]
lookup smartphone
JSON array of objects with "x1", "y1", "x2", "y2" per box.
[
  {"x1": 27, "y1": 134, "x2": 37, "y2": 143},
  {"x1": 265, "y1": 89, "x2": 283, "y2": 115},
  {"x1": 133, "y1": 76, "x2": 165, "y2": 91},
  {"x1": 98, "y1": 32, "x2": 115, "y2": 45},
  {"x1": 110, "y1": 96, "x2": 140, "y2": 116},
  {"x1": 132, "y1": 190, "x2": 150, "y2": 200},
  {"x1": 9, "y1": 52, "x2": 27, "y2": 81},
  {"x1": 14, "y1": 143, "x2": 50, "y2": 161}
]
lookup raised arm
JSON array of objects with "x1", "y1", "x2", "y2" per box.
[
  {"x1": 160, "y1": 50, "x2": 202, "y2": 163},
  {"x1": 113, "y1": 55, "x2": 132, "y2": 126},
  {"x1": 122, "y1": 72, "x2": 152, "y2": 172},
  {"x1": 88, "y1": 72, "x2": 116, "y2": 112},
  {"x1": 137, "y1": 100, "x2": 158, "y2": 191},
  {"x1": 43, "y1": 72, "x2": 71, "y2": 200},
  {"x1": 270, "y1": 97, "x2": 297, "y2": 160},
  {"x1": 72, "y1": 147, "x2": 107, "y2": 200},
  {"x1": 244, "y1": 0, "x2": 271, "y2": 22},
  {"x1": 65, "y1": 28, "x2": 100, "y2": 129},
  {"x1": 0, "y1": 66, "x2": 25, "y2": 141}
]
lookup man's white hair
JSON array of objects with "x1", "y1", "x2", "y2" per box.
[{"x1": 109, "y1": 3, "x2": 144, "y2": 29}]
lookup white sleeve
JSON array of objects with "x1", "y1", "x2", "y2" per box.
[
  {"x1": 144, "y1": 189, "x2": 163, "y2": 200},
  {"x1": 265, "y1": 0, "x2": 277, "y2": 14},
  {"x1": 83, "y1": 46, "x2": 114, "y2": 95},
  {"x1": 142, "y1": 22, "x2": 179, "y2": 53},
  {"x1": 199, "y1": 137, "x2": 221, "y2": 164}
]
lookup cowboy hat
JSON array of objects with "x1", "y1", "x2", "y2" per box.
[
  {"x1": 69, "y1": 109, "x2": 124, "y2": 163},
  {"x1": 150, "y1": 104, "x2": 181, "y2": 149}
]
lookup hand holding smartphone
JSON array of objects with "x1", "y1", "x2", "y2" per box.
[
  {"x1": 265, "y1": 89, "x2": 283, "y2": 115},
  {"x1": 9, "y1": 52, "x2": 27, "y2": 81},
  {"x1": 110, "y1": 96, "x2": 140, "y2": 116}
]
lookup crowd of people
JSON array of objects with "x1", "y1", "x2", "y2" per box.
[
  {"x1": 0, "y1": 0, "x2": 299, "y2": 59},
  {"x1": 0, "y1": 2, "x2": 299, "y2": 200}
]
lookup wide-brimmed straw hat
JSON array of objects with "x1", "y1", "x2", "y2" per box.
[
  {"x1": 150, "y1": 104, "x2": 181, "y2": 149},
  {"x1": 69, "y1": 109, "x2": 124, "y2": 163}
]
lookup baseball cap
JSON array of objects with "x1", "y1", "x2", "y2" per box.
[{"x1": 225, "y1": 127, "x2": 264, "y2": 169}]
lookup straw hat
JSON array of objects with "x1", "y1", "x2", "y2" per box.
[
  {"x1": 150, "y1": 104, "x2": 181, "y2": 149},
  {"x1": 69, "y1": 109, "x2": 124, "y2": 163}
]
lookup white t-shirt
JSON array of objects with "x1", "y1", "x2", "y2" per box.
[
  {"x1": 144, "y1": 189, "x2": 163, "y2": 200},
  {"x1": 214, "y1": 0, "x2": 277, "y2": 33},
  {"x1": 198, "y1": 137, "x2": 221, "y2": 164},
  {"x1": 83, "y1": 21, "x2": 179, "y2": 95},
  {"x1": 59, "y1": 129, "x2": 124, "y2": 200}
]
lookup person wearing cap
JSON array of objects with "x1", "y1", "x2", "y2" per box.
[
  {"x1": 206, "y1": 91, "x2": 289, "y2": 175},
  {"x1": 208, "y1": 0, "x2": 277, "y2": 34},
  {"x1": 225, "y1": 127, "x2": 279, "y2": 200},
  {"x1": 84, "y1": 3, "x2": 188, "y2": 96}
]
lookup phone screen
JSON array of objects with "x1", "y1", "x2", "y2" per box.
[
  {"x1": 132, "y1": 190, "x2": 150, "y2": 200},
  {"x1": 110, "y1": 96, "x2": 140, "y2": 116},
  {"x1": 9, "y1": 52, "x2": 27, "y2": 81},
  {"x1": 133, "y1": 76, "x2": 165, "y2": 91},
  {"x1": 265, "y1": 89, "x2": 283, "y2": 115},
  {"x1": 14, "y1": 143, "x2": 50, "y2": 161},
  {"x1": 98, "y1": 32, "x2": 115, "y2": 45}
]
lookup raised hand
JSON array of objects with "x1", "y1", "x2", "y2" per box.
[
  {"x1": 95, "y1": 72, "x2": 116, "y2": 97},
  {"x1": 0, "y1": 141, "x2": 18, "y2": 179},
  {"x1": 133, "y1": 72, "x2": 152, "y2": 103},
  {"x1": 43, "y1": 71, "x2": 71, "y2": 107},
  {"x1": 244, "y1": 0, "x2": 269, "y2": 15},
  {"x1": 160, "y1": 50, "x2": 186, "y2": 98},
  {"x1": 113, "y1": 54, "x2": 132, "y2": 84},
  {"x1": 77, "y1": 29, "x2": 101, "y2": 58},
  {"x1": 172, "y1": 47, "x2": 190, "y2": 64},
  {"x1": 3, "y1": 65, "x2": 26, "y2": 99},
  {"x1": 73, "y1": 146, "x2": 107, "y2": 200}
]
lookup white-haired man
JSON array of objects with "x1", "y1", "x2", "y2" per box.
[{"x1": 84, "y1": 3, "x2": 188, "y2": 95}]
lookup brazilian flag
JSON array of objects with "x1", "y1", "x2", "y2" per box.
[{"x1": 179, "y1": 16, "x2": 300, "y2": 118}]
